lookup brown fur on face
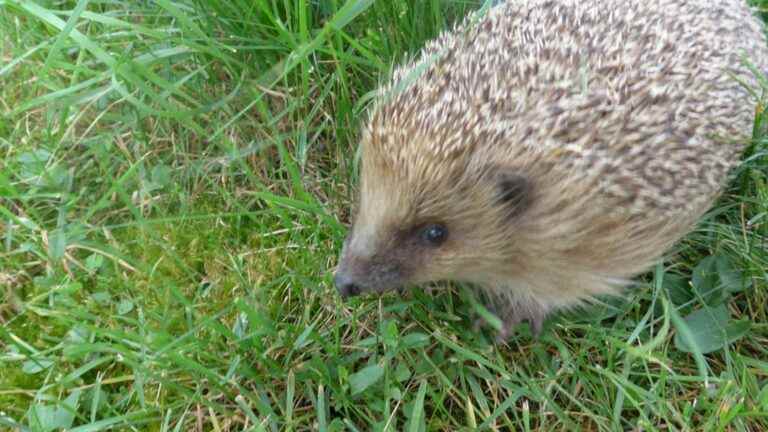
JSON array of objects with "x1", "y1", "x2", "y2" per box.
[
  {"x1": 336, "y1": 137, "x2": 524, "y2": 295},
  {"x1": 334, "y1": 0, "x2": 768, "y2": 338}
]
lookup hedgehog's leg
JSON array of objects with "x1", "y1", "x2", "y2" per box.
[
  {"x1": 494, "y1": 300, "x2": 548, "y2": 342},
  {"x1": 475, "y1": 292, "x2": 548, "y2": 341}
]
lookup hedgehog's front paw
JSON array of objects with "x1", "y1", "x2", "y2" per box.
[
  {"x1": 470, "y1": 304, "x2": 506, "y2": 337},
  {"x1": 493, "y1": 302, "x2": 547, "y2": 342},
  {"x1": 472, "y1": 297, "x2": 548, "y2": 342}
]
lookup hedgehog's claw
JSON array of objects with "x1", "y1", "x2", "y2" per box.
[
  {"x1": 493, "y1": 303, "x2": 547, "y2": 342},
  {"x1": 494, "y1": 318, "x2": 542, "y2": 343},
  {"x1": 528, "y1": 315, "x2": 544, "y2": 339},
  {"x1": 472, "y1": 297, "x2": 548, "y2": 342},
  {"x1": 494, "y1": 323, "x2": 512, "y2": 343}
]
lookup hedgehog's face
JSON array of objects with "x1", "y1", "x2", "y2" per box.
[
  {"x1": 334, "y1": 215, "x2": 453, "y2": 298},
  {"x1": 334, "y1": 151, "x2": 532, "y2": 298}
]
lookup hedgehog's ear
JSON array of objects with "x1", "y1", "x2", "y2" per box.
[{"x1": 493, "y1": 170, "x2": 532, "y2": 218}]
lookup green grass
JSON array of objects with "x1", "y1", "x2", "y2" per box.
[{"x1": 1, "y1": 0, "x2": 768, "y2": 430}]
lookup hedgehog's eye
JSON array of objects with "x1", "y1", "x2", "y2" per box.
[{"x1": 420, "y1": 224, "x2": 448, "y2": 246}]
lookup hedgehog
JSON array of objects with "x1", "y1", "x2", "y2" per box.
[{"x1": 333, "y1": 0, "x2": 768, "y2": 339}]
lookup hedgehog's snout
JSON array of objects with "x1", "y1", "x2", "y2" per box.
[
  {"x1": 334, "y1": 255, "x2": 375, "y2": 299},
  {"x1": 334, "y1": 234, "x2": 369, "y2": 299},
  {"x1": 334, "y1": 271, "x2": 362, "y2": 298},
  {"x1": 335, "y1": 232, "x2": 406, "y2": 299},
  {"x1": 334, "y1": 249, "x2": 376, "y2": 299}
]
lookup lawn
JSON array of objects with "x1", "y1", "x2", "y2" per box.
[{"x1": 1, "y1": 0, "x2": 768, "y2": 430}]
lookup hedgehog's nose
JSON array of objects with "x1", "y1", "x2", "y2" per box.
[{"x1": 334, "y1": 272, "x2": 361, "y2": 298}]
